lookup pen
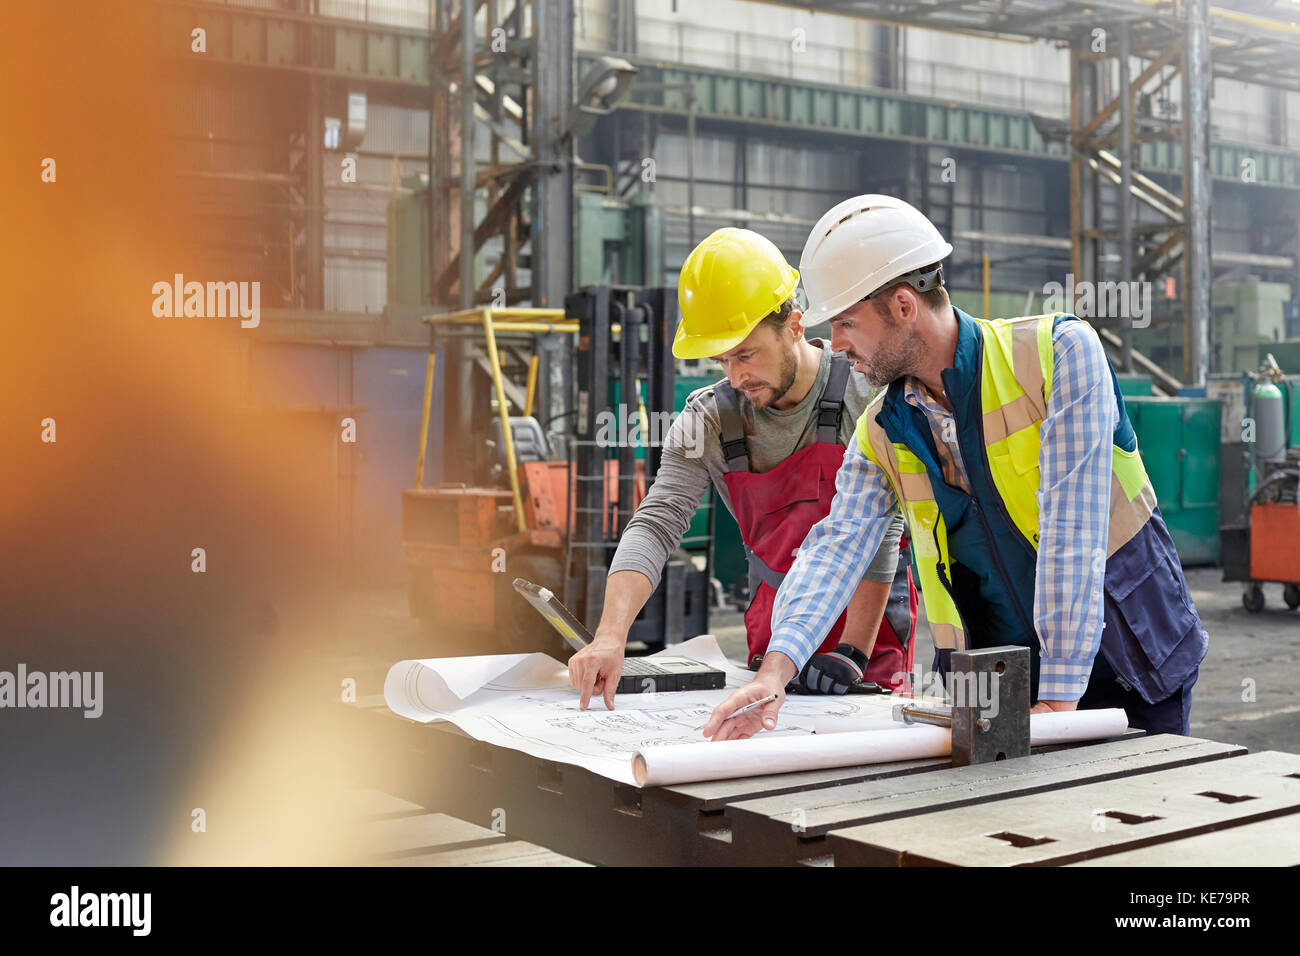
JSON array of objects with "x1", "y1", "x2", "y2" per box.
[{"x1": 694, "y1": 693, "x2": 779, "y2": 732}]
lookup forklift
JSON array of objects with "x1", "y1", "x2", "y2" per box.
[{"x1": 403, "y1": 286, "x2": 711, "y2": 654}]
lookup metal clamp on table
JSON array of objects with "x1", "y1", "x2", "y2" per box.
[{"x1": 893, "y1": 645, "x2": 1031, "y2": 767}]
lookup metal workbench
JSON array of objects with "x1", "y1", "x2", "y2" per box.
[{"x1": 343, "y1": 695, "x2": 1300, "y2": 867}]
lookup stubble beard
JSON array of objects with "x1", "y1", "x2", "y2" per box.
[
  {"x1": 750, "y1": 347, "x2": 800, "y2": 408},
  {"x1": 856, "y1": 311, "x2": 923, "y2": 387},
  {"x1": 860, "y1": 340, "x2": 920, "y2": 387}
]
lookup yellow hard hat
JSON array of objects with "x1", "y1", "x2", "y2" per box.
[{"x1": 673, "y1": 228, "x2": 800, "y2": 359}]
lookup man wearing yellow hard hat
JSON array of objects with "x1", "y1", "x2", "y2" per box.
[{"x1": 567, "y1": 227, "x2": 916, "y2": 710}]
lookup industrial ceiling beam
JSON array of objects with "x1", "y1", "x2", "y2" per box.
[{"x1": 753, "y1": 0, "x2": 1300, "y2": 91}]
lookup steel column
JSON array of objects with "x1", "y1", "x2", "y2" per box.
[
  {"x1": 1183, "y1": 0, "x2": 1213, "y2": 386},
  {"x1": 533, "y1": 0, "x2": 575, "y2": 308},
  {"x1": 686, "y1": 91, "x2": 697, "y2": 248},
  {"x1": 460, "y1": 0, "x2": 476, "y2": 310},
  {"x1": 1118, "y1": 21, "x2": 1135, "y2": 372},
  {"x1": 305, "y1": 75, "x2": 324, "y2": 310}
]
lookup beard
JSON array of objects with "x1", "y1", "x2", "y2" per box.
[
  {"x1": 858, "y1": 339, "x2": 920, "y2": 387},
  {"x1": 743, "y1": 347, "x2": 800, "y2": 408},
  {"x1": 848, "y1": 315, "x2": 922, "y2": 387}
]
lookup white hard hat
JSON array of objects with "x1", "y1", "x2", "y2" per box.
[{"x1": 799, "y1": 194, "x2": 954, "y2": 326}]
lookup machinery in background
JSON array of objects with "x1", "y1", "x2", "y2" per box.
[
  {"x1": 1128, "y1": 280, "x2": 1296, "y2": 377},
  {"x1": 564, "y1": 285, "x2": 711, "y2": 648},
  {"x1": 403, "y1": 288, "x2": 711, "y2": 654},
  {"x1": 1218, "y1": 354, "x2": 1300, "y2": 612},
  {"x1": 1121, "y1": 393, "x2": 1221, "y2": 566},
  {"x1": 402, "y1": 307, "x2": 574, "y2": 656}
]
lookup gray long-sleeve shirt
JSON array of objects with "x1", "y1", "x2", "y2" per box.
[{"x1": 609, "y1": 339, "x2": 904, "y2": 589}]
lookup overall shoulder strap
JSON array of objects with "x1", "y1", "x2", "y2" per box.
[
  {"x1": 816, "y1": 354, "x2": 852, "y2": 445},
  {"x1": 713, "y1": 380, "x2": 750, "y2": 473}
]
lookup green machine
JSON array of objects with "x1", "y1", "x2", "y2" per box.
[
  {"x1": 1125, "y1": 396, "x2": 1222, "y2": 565},
  {"x1": 1115, "y1": 373, "x2": 1154, "y2": 396},
  {"x1": 575, "y1": 191, "x2": 661, "y2": 289},
  {"x1": 387, "y1": 174, "x2": 436, "y2": 324}
]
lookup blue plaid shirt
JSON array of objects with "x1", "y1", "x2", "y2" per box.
[{"x1": 769, "y1": 319, "x2": 1118, "y2": 701}]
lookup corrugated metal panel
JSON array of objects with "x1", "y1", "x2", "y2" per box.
[
  {"x1": 326, "y1": 220, "x2": 388, "y2": 255},
  {"x1": 1212, "y1": 83, "x2": 1276, "y2": 146},
  {"x1": 651, "y1": 130, "x2": 734, "y2": 176},
  {"x1": 662, "y1": 214, "x2": 807, "y2": 271},
  {"x1": 743, "y1": 186, "x2": 825, "y2": 222},
  {"x1": 748, "y1": 140, "x2": 854, "y2": 185},
  {"x1": 576, "y1": 0, "x2": 612, "y2": 49},
  {"x1": 326, "y1": 259, "x2": 386, "y2": 313},
  {"x1": 363, "y1": 103, "x2": 430, "y2": 156},
  {"x1": 325, "y1": 183, "x2": 388, "y2": 217},
  {"x1": 655, "y1": 179, "x2": 733, "y2": 211},
  {"x1": 224, "y1": 0, "x2": 429, "y2": 27},
  {"x1": 354, "y1": 153, "x2": 425, "y2": 185},
  {"x1": 170, "y1": 83, "x2": 272, "y2": 140},
  {"x1": 321, "y1": 0, "x2": 430, "y2": 29}
]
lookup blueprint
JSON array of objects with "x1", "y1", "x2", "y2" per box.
[{"x1": 383, "y1": 635, "x2": 900, "y2": 785}]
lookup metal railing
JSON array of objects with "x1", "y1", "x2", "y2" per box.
[
  {"x1": 615, "y1": 12, "x2": 1071, "y2": 117},
  {"x1": 205, "y1": 0, "x2": 431, "y2": 29}
]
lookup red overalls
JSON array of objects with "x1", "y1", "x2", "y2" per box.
[{"x1": 715, "y1": 354, "x2": 916, "y2": 690}]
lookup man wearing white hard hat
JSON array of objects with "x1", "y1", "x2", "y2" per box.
[{"x1": 701, "y1": 194, "x2": 1207, "y2": 741}]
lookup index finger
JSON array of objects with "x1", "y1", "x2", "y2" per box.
[{"x1": 578, "y1": 658, "x2": 599, "y2": 711}]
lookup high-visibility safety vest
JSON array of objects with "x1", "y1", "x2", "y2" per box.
[{"x1": 857, "y1": 307, "x2": 1206, "y2": 704}]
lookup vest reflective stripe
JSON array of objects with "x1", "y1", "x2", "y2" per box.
[
  {"x1": 883, "y1": 442, "x2": 967, "y2": 650},
  {"x1": 1109, "y1": 460, "x2": 1158, "y2": 554},
  {"x1": 981, "y1": 393, "x2": 1040, "y2": 445},
  {"x1": 899, "y1": 470, "x2": 935, "y2": 500},
  {"x1": 1012, "y1": 312, "x2": 1052, "y2": 413},
  {"x1": 857, "y1": 312, "x2": 1157, "y2": 653}
]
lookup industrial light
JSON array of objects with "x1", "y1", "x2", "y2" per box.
[{"x1": 567, "y1": 56, "x2": 637, "y2": 138}]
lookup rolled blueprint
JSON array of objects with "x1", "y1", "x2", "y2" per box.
[
  {"x1": 1026, "y1": 707, "x2": 1130, "y2": 743},
  {"x1": 632, "y1": 725, "x2": 953, "y2": 787},
  {"x1": 809, "y1": 707, "x2": 1129, "y2": 744},
  {"x1": 632, "y1": 708, "x2": 1131, "y2": 786}
]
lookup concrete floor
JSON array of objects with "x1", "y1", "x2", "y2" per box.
[
  {"x1": 330, "y1": 565, "x2": 1299, "y2": 754},
  {"x1": 1180, "y1": 567, "x2": 1300, "y2": 753}
]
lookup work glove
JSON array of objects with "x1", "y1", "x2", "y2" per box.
[{"x1": 799, "y1": 643, "x2": 871, "y2": 695}]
